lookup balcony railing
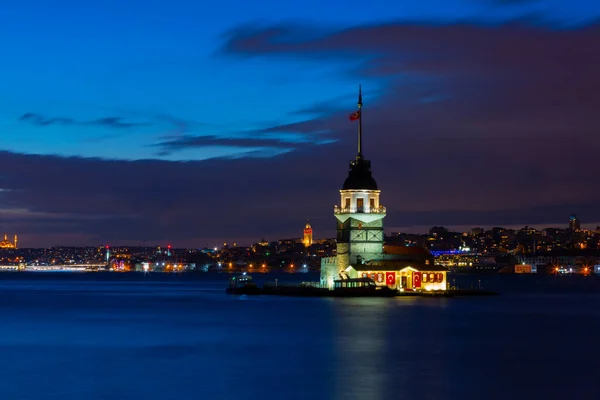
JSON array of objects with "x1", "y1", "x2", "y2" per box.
[{"x1": 334, "y1": 206, "x2": 386, "y2": 214}]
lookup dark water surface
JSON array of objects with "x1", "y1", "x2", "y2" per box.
[{"x1": 1, "y1": 272, "x2": 600, "y2": 400}]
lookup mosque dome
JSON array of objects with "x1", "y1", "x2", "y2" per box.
[{"x1": 0, "y1": 233, "x2": 17, "y2": 249}]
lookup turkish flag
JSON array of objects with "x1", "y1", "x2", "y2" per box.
[
  {"x1": 349, "y1": 110, "x2": 361, "y2": 121},
  {"x1": 386, "y1": 272, "x2": 395, "y2": 286},
  {"x1": 413, "y1": 272, "x2": 422, "y2": 288}
]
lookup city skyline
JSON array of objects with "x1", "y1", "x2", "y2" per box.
[
  {"x1": 1, "y1": 219, "x2": 598, "y2": 249},
  {"x1": 1, "y1": 0, "x2": 600, "y2": 247}
]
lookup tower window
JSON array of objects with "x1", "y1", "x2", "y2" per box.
[
  {"x1": 357, "y1": 198, "x2": 364, "y2": 210},
  {"x1": 345, "y1": 198, "x2": 350, "y2": 208},
  {"x1": 370, "y1": 198, "x2": 375, "y2": 209}
]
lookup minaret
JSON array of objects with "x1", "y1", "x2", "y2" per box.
[
  {"x1": 14, "y1": 234, "x2": 17, "y2": 249},
  {"x1": 321, "y1": 86, "x2": 386, "y2": 288}
]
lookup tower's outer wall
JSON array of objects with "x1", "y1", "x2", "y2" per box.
[
  {"x1": 348, "y1": 218, "x2": 383, "y2": 263},
  {"x1": 320, "y1": 256, "x2": 339, "y2": 288}
]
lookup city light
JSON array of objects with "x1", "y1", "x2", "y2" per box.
[{"x1": 3, "y1": 219, "x2": 599, "y2": 277}]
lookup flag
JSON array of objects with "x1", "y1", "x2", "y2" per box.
[
  {"x1": 413, "y1": 272, "x2": 422, "y2": 288},
  {"x1": 386, "y1": 272, "x2": 396, "y2": 286},
  {"x1": 349, "y1": 110, "x2": 360, "y2": 121}
]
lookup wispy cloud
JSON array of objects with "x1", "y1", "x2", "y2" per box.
[
  {"x1": 0, "y1": 207, "x2": 126, "y2": 221},
  {"x1": 150, "y1": 114, "x2": 341, "y2": 158},
  {"x1": 491, "y1": 0, "x2": 540, "y2": 4},
  {"x1": 156, "y1": 134, "x2": 306, "y2": 150},
  {"x1": 19, "y1": 113, "x2": 149, "y2": 129}
]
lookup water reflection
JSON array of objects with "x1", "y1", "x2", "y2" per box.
[
  {"x1": 332, "y1": 298, "x2": 388, "y2": 400},
  {"x1": 2, "y1": 274, "x2": 600, "y2": 400},
  {"x1": 331, "y1": 298, "x2": 451, "y2": 400}
]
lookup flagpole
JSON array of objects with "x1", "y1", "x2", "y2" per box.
[{"x1": 358, "y1": 84, "x2": 363, "y2": 159}]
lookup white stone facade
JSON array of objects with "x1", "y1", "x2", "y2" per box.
[
  {"x1": 339, "y1": 189, "x2": 381, "y2": 212},
  {"x1": 321, "y1": 188, "x2": 386, "y2": 289}
]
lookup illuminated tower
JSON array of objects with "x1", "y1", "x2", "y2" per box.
[
  {"x1": 13, "y1": 234, "x2": 17, "y2": 249},
  {"x1": 303, "y1": 220, "x2": 313, "y2": 247},
  {"x1": 321, "y1": 85, "x2": 386, "y2": 287}
]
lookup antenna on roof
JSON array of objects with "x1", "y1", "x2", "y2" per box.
[{"x1": 357, "y1": 84, "x2": 363, "y2": 159}]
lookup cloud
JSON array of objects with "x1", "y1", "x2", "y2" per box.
[
  {"x1": 155, "y1": 134, "x2": 306, "y2": 151},
  {"x1": 2, "y1": 143, "x2": 600, "y2": 248},
  {"x1": 19, "y1": 113, "x2": 149, "y2": 129},
  {"x1": 4, "y1": 19, "x2": 600, "y2": 246},
  {"x1": 19, "y1": 113, "x2": 75, "y2": 126},
  {"x1": 90, "y1": 117, "x2": 146, "y2": 128},
  {"x1": 151, "y1": 124, "x2": 340, "y2": 158},
  {"x1": 491, "y1": 0, "x2": 539, "y2": 4},
  {"x1": 216, "y1": 20, "x2": 600, "y2": 219},
  {"x1": 221, "y1": 20, "x2": 600, "y2": 134},
  {"x1": 0, "y1": 148, "x2": 343, "y2": 247}
]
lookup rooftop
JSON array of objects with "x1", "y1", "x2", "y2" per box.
[{"x1": 342, "y1": 157, "x2": 378, "y2": 190}]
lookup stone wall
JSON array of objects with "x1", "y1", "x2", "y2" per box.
[
  {"x1": 349, "y1": 218, "x2": 383, "y2": 229},
  {"x1": 320, "y1": 256, "x2": 339, "y2": 289},
  {"x1": 350, "y1": 242, "x2": 384, "y2": 264},
  {"x1": 336, "y1": 243, "x2": 350, "y2": 272},
  {"x1": 348, "y1": 217, "x2": 383, "y2": 263}
]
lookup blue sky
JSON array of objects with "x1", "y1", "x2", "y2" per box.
[
  {"x1": 1, "y1": 0, "x2": 600, "y2": 246},
  {"x1": 1, "y1": 0, "x2": 597, "y2": 161}
]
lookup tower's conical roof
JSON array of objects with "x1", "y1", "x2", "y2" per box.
[{"x1": 342, "y1": 158, "x2": 378, "y2": 190}]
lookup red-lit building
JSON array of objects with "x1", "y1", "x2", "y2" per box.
[
  {"x1": 344, "y1": 246, "x2": 448, "y2": 291},
  {"x1": 303, "y1": 220, "x2": 313, "y2": 247},
  {"x1": 320, "y1": 86, "x2": 448, "y2": 290}
]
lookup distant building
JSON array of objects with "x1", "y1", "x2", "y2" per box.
[
  {"x1": 303, "y1": 220, "x2": 313, "y2": 247},
  {"x1": 569, "y1": 214, "x2": 581, "y2": 231},
  {"x1": 0, "y1": 233, "x2": 17, "y2": 249},
  {"x1": 470, "y1": 227, "x2": 484, "y2": 236},
  {"x1": 320, "y1": 87, "x2": 447, "y2": 290}
]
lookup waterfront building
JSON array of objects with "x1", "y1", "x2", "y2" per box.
[
  {"x1": 0, "y1": 233, "x2": 17, "y2": 249},
  {"x1": 320, "y1": 87, "x2": 447, "y2": 290}
]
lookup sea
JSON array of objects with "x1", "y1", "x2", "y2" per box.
[{"x1": 1, "y1": 271, "x2": 599, "y2": 400}]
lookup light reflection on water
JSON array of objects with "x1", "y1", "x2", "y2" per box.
[
  {"x1": 332, "y1": 298, "x2": 450, "y2": 400},
  {"x1": 0, "y1": 273, "x2": 600, "y2": 400},
  {"x1": 334, "y1": 298, "x2": 389, "y2": 400}
]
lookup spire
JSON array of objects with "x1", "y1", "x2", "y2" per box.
[{"x1": 357, "y1": 84, "x2": 363, "y2": 159}]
